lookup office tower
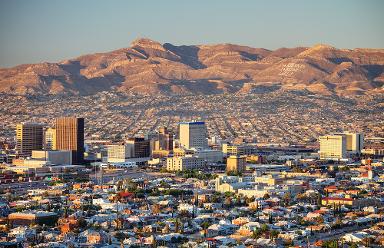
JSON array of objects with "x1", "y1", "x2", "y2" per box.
[
  {"x1": 16, "y1": 123, "x2": 44, "y2": 156},
  {"x1": 44, "y1": 127, "x2": 56, "y2": 150},
  {"x1": 151, "y1": 127, "x2": 174, "y2": 158},
  {"x1": 226, "y1": 155, "x2": 246, "y2": 173},
  {"x1": 319, "y1": 135, "x2": 347, "y2": 160},
  {"x1": 154, "y1": 127, "x2": 173, "y2": 151},
  {"x1": 179, "y1": 121, "x2": 208, "y2": 149},
  {"x1": 107, "y1": 143, "x2": 132, "y2": 163},
  {"x1": 156, "y1": 127, "x2": 173, "y2": 151},
  {"x1": 335, "y1": 132, "x2": 364, "y2": 154},
  {"x1": 55, "y1": 117, "x2": 84, "y2": 164},
  {"x1": 126, "y1": 138, "x2": 150, "y2": 158}
]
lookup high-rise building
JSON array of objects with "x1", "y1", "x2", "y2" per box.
[
  {"x1": 319, "y1": 135, "x2": 347, "y2": 160},
  {"x1": 226, "y1": 155, "x2": 246, "y2": 173},
  {"x1": 334, "y1": 132, "x2": 364, "y2": 154},
  {"x1": 151, "y1": 127, "x2": 174, "y2": 158},
  {"x1": 126, "y1": 138, "x2": 150, "y2": 158},
  {"x1": 107, "y1": 143, "x2": 132, "y2": 163},
  {"x1": 155, "y1": 127, "x2": 173, "y2": 151},
  {"x1": 107, "y1": 138, "x2": 150, "y2": 163},
  {"x1": 44, "y1": 127, "x2": 56, "y2": 150},
  {"x1": 16, "y1": 123, "x2": 44, "y2": 157},
  {"x1": 179, "y1": 121, "x2": 208, "y2": 149},
  {"x1": 55, "y1": 117, "x2": 84, "y2": 164}
]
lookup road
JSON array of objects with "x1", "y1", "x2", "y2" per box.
[
  {"x1": 0, "y1": 180, "x2": 48, "y2": 192},
  {"x1": 0, "y1": 169, "x2": 174, "y2": 192},
  {"x1": 90, "y1": 169, "x2": 175, "y2": 184},
  {"x1": 307, "y1": 222, "x2": 375, "y2": 243}
]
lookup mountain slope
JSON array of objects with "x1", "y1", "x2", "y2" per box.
[{"x1": 0, "y1": 39, "x2": 383, "y2": 96}]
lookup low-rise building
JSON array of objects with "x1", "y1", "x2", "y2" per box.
[
  {"x1": 166, "y1": 156, "x2": 205, "y2": 171},
  {"x1": 9, "y1": 211, "x2": 58, "y2": 227},
  {"x1": 226, "y1": 156, "x2": 246, "y2": 173}
]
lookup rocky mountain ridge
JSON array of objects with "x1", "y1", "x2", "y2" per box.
[{"x1": 0, "y1": 38, "x2": 383, "y2": 96}]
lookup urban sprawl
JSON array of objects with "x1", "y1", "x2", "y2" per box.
[{"x1": 0, "y1": 93, "x2": 384, "y2": 247}]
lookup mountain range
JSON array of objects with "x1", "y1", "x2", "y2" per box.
[{"x1": 0, "y1": 38, "x2": 383, "y2": 96}]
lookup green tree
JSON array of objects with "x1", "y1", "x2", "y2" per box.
[
  {"x1": 261, "y1": 224, "x2": 269, "y2": 233},
  {"x1": 283, "y1": 192, "x2": 291, "y2": 206},
  {"x1": 201, "y1": 222, "x2": 210, "y2": 237},
  {"x1": 252, "y1": 228, "x2": 263, "y2": 239},
  {"x1": 270, "y1": 230, "x2": 279, "y2": 241}
]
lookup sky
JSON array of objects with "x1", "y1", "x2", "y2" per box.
[{"x1": 0, "y1": 0, "x2": 383, "y2": 68}]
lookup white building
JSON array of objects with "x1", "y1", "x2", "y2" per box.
[
  {"x1": 166, "y1": 156, "x2": 205, "y2": 171},
  {"x1": 107, "y1": 144, "x2": 133, "y2": 163},
  {"x1": 32, "y1": 150, "x2": 72, "y2": 165},
  {"x1": 179, "y1": 121, "x2": 208, "y2": 149},
  {"x1": 319, "y1": 135, "x2": 347, "y2": 160},
  {"x1": 334, "y1": 132, "x2": 364, "y2": 154},
  {"x1": 319, "y1": 132, "x2": 364, "y2": 160},
  {"x1": 193, "y1": 149, "x2": 223, "y2": 163}
]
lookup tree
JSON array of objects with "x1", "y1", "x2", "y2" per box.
[
  {"x1": 224, "y1": 197, "x2": 232, "y2": 207},
  {"x1": 252, "y1": 228, "x2": 262, "y2": 239},
  {"x1": 163, "y1": 224, "x2": 170, "y2": 233},
  {"x1": 115, "y1": 232, "x2": 126, "y2": 242},
  {"x1": 261, "y1": 224, "x2": 269, "y2": 233},
  {"x1": 268, "y1": 213, "x2": 273, "y2": 224},
  {"x1": 179, "y1": 210, "x2": 191, "y2": 218},
  {"x1": 349, "y1": 243, "x2": 358, "y2": 248},
  {"x1": 201, "y1": 222, "x2": 210, "y2": 237},
  {"x1": 317, "y1": 193, "x2": 322, "y2": 207},
  {"x1": 270, "y1": 230, "x2": 279, "y2": 241},
  {"x1": 296, "y1": 193, "x2": 307, "y2": 202},
  {"x1": 322, "y1": 240, "x2": 339, "y2": 248},
  {"x1": 152, "y1": 204, "x2": 161, "y2": 215},
  {"x1": 175, "y1": 219, "x2": 180, "y2": 233},
  {"x1": 77, "y1": 217, "x2": 88, "y2": 229},
  {"x1": 283, "y1": 192, "x2": 291, "y2": 206}
]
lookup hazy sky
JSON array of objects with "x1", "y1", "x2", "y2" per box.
[{"x1": 0, "y1": 0, "x2": 383, "y2": 68}]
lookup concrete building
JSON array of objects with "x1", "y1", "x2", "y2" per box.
[
  {"x1": 319, "y1": 135, "x2": 347, "y2": 160},
  {"x1": 194, "y1": 149, "x2": 223, "y2": 163},
  {"x1": 16, "y1": 123, "x2": 44, "y2": 157},
  {"x1": 334, "y1": 132, "x2": 364, "y2": 154},
  {"x1": 215, "y1": 175, "x2": 255, "y2": 193},
  {"x1": 166, "y1": 156, "x2": 205, "y2": 171},
  {"x1": 31, "y1": 150, "x2": 72, "y2": 165},
  {"x1": 9, "y1": 211, "x2": 58, "y2": 227},
  {"x1": 44, "y1": 127, "x2": 56, "y2": 150},
  {"x1": 55, "y1": 117, "x2": 84, "y2": 164},
  {"x1": 106, "y1": 139, "x2": 150, "y2": 166},
  {"x1": 253, "y1": 174, "x2": 283, "y2": 186},
  {"x1": 155, "y1": 127, "x2": 173, "y2": 151},
  {"x1": 226, "y1": 155, "x2": 246, "y2": 173},
  {"x1": 151, "y1": 127, "x2": 174, "y2": 158},
  {"x1": 222, "y1": 144, "x2": 255, "y2": 157},
  {"x1": 319, "y1": 132, "x2": 363, "y2": 160},
  {"x1": 12, "y1": 158, "x2": 50, "y2": 168},
  {"x1": 107, "y1": 144, "x2": 132, "y2": 163},
  {"x1": 179, "y1": 121, "x2": 208, "y2": 149},
  {"x1": 126, "y1": 138, "x2": 150, "y2": 158}
]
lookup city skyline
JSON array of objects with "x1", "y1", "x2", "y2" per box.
[{"x1": 1, "y1": 1, "x2": 384, "y2": 247}]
